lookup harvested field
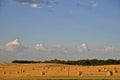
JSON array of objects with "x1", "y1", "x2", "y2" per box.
[{"x1": 0, "y1": 62, "x2": 120, "y2": 80}]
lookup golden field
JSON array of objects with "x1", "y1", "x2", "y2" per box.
[{"x1": 0, "y1": 62, "x2": 120, "y2": 80}]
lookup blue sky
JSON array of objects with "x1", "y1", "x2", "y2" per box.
[{"x1": 0, "y1": 0, "x2": 120, "y2": 62}]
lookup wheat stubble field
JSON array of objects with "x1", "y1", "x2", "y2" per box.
[{"x1": 0, "y1": 62, "x2": 120, "y2": 80}]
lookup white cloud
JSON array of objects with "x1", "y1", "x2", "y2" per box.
[
  {"x1": 31, "y1": 3, "x2": 39, "y2": 8},
  {"x1": 4, "y1": 39, "x2": 25, "y2": 52},
  {"x1": 89, "y1": 3, "x2": 98, "y2": 8},
  {"x1": 5, "y1": 39, "x2": 20, "y2": 47},
  {"x1": 1, "y1": 38, "x2": 120, "y2": 59},
  {"x1": 35, "y1": 43, "x2": 46, "y2": 50},
  {"x1": 75, "y1": 43, "x2": 89, "y2": 53},
  {"x1": 1, "y1": 38, "x2": 120, "y2": 61},
  {"x1": 81, "y1": 43, "x2": 88, "y2": 49}
]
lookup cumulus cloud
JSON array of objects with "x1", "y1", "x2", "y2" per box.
[
  {"x1": 1, "y1": 38, "x2": 120, "y2": 61},
  {"x1": 6, "y1": 39, "x2": 20, "y2": 47},
  {"x1": 81, "y1": 43, "x2": 88, "y2": 49},
  {"x1": 80, "y1": 43, "x2": 88, "y2": 51},
  {"x1": 75, "y1": 43, "x2": 89, "y2": 53},
  {"x1": 1, "y1": 38, "x2": 120, "y2": 57},
  {"x1": 1, "y1": 39, "x2": 26, "y2": 52},
  {"x1": 5, "y1": 39, "x2": 21, "y2": 51},
  {"x1": 35, "y1": 43, "x2": 46, "y2": 50},
  {"x1": 31, "y1": 3, "x2": 39, "y2": 8}
]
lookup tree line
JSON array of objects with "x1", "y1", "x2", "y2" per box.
[{"x1": 12, "y1": 59, "x2": 120, "y2": 66}]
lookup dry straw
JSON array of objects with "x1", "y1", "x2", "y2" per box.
[{"x1": 106, "y1": 71, "x2": 113, "y2": 76}]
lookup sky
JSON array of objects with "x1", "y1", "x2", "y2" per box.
[{"x1": 0, "y1": 0, "x2": 120, "y2": 62}]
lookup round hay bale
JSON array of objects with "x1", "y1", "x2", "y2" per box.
[
  {"x1": 4, "y1": 72, "x2": 6, "y2": 75},
  {"x1": 106, "y1": 71, "x2": 113, "y2": 76},
  {"x1": 103, "y1": 67, "x2": 106, "y2": 70},
  {"x1": 23, "y1": 70, "x2": 25, "y2": 73},
  {"x1": 47, "y1": 67, "x2": 50, "y2": 69},
  {"x1": 41, "y1": 72, "x2": 46, "y2": 76},
  {"x1": 114, "y1": 70, "x2": 118, "y2": 73},
  {"x1": 32, "y1": 68, "x2": 35, "y2": 70},
  {"x1": 78, "y1": 71, "x2": 82, "y2": 76},
  {"x1": 17, "y1": 71, "x2": 20, "y2": 74},
  {"x1": 97, "y1": 69, "x2": 101, "y2": 72},
  {"x1": 114, "y1": 67, "x2": 116, "y2": 69}
]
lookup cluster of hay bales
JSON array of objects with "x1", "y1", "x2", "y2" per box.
[{"x1": 0, "y1": 63, "x2": 120, "y2": 78}]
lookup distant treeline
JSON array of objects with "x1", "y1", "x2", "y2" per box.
[{"x1": 12, "y1": 59, "x2": 120, "y2": 66}]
